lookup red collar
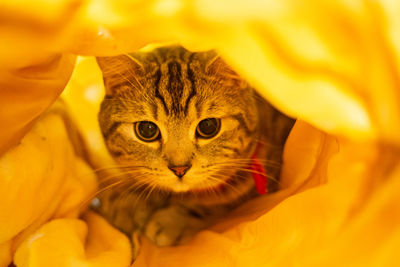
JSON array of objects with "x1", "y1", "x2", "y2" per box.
[{"x1": 250, "y1": 143, "x2": 268, "y2": 195}]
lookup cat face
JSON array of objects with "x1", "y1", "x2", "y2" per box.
[{"x1": 97, "y1": 46, "x2": 260, "y2": 194}]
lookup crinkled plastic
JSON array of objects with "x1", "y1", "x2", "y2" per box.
[{"x1": 0, "y1": 0, "x2": 400, "y2": 266}]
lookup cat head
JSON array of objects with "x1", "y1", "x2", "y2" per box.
[{"x1": 96, "y1": 46, "x2": 260, "y2": 195}]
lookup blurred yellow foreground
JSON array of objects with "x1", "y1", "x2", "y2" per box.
[{"x1": 1, "y1": 0, "x2": 400, "y2": 266}]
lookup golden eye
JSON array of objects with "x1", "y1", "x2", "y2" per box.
[
  {"x1": 134, "y1": 121, "x2": 161, "y2": 142},
  {"x1": 196, "y1": 118, "x2": 221, "y2": 139}
]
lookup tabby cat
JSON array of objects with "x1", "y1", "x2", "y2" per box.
[{"x1": 94, "y1": 46, "x2": 294, "y2": 252}]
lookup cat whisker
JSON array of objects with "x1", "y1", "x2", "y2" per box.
[
  {"x1": 57, "y1": 164, "x2": 145, "y2": 190},
  {"x1": 207, "y1": 165, "x2": 279, "y2": 184},
  {"x1": 234, "y1": 168, "x2": 279, "y2": 183},
  {"x1": 117, "y1": 178, "x2": 151, "y2": 207},
  {"x1": 144, "y1": 181, "x2": 158, "y2": 202},
  {"x1": 91, "y1": 165, "x2": 151, "y2": 173},
  {"x1": 77, "y1": 179, "x2": 128, "y2": 212},
  {"x1": 208, "y1": 163, "x2": 280, "y2": 173},
  {"x1": 213, "y1": 158, "x2": 282, "y2": 167},
  {"x1": 235, "y1": 171, "x2": 281, "y2": 186},
  {"x1": 97, "y1": 167, "x2": 153, "y2": 180},
  {"x1": 123, "y1": 172, "x2": 162, "y2": 204},
  {"x1": 98, "y1": 170, "x2": 148, "y2": 186},
  {"x1": 202, "y1": 180, "x2": 220, "y2": 198},
  {"x1": 94, "y1": 172, "x2": 153, "y2": 208},
  {"x1": 96, "y1": 172, "x2": 149, "y2": 198},
  {"x1": 212, "y1": 157, "x2": 281, "y2": 164},
  {"x1": 134, "y1": 183, "x2": 154, "y2": 205},
  {"x1": 207, "y1": 175, "x2": 243, "y2": 196},
  {"x1": 212, "y1": 162, "x2": 281, "y2": 169}
]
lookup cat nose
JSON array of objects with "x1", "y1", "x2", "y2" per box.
[{"x1": 168, "y1": 164, "x2": 191, "y2": 179}]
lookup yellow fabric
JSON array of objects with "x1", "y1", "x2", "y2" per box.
[
  {"x1": 0, "y1": 54, "x2": 76, "y2": 155},
  {"x1": 14, "y1": 212, "x2": 131, "y2": 267},
  {"x1": 0, "y1": 104, "x2": 131, "y2": 267},
  {"x1": 1, "y1": 0, "x2": 400, "y2": 267}
]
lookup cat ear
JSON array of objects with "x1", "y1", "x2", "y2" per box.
[
  {"x1": 206, "y1": 55, "x2": 246, "y2": 87},
  {"x1": 96, "y1": 54, "x2": 144, "y2": 95}
]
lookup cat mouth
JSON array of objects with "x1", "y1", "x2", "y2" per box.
[{"x1": 196, "y1": 176, "x2": 236, "y2": 193}]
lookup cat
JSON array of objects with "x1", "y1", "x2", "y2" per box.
[{"x1": 94, "y1": 45, "x2": 295, "y2": 252}]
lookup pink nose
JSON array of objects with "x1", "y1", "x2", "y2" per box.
[{"x1": 168, "y1": 165, "x2": 191, "y2": 178}]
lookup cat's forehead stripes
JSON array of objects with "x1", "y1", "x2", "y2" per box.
[
  {"x1": 150, "y1": 48, "x2": 197, "y2": 117},
  {"x1": 97, "y1": 46, "x2": 259, "y2": 141}
]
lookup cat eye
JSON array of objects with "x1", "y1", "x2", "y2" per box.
[
  {"x1": 134, "y1": 121, "x2": 161, "y2": 142},
  {"x1": 196, "y1": 118, "x2": 221, "y2": 139}
]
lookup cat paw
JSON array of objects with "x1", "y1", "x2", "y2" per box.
[{"x1": 144, "y1": 205, "x2": 206, "y2": 247}]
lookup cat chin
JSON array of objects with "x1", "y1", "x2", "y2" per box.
[
  {"x1": 170, "y1": 183, "x2": 191, "y2": 193},
  {"x1": 162, "y1": 181, "x2": 220, "y2": 194},
  {"x1": 167, "y1": 180, "x2": 232, "y2": 195}
]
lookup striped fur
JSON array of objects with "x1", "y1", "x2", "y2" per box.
[{"x1": 95, "y1": 46, "x2": 295, "y2": 250}]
